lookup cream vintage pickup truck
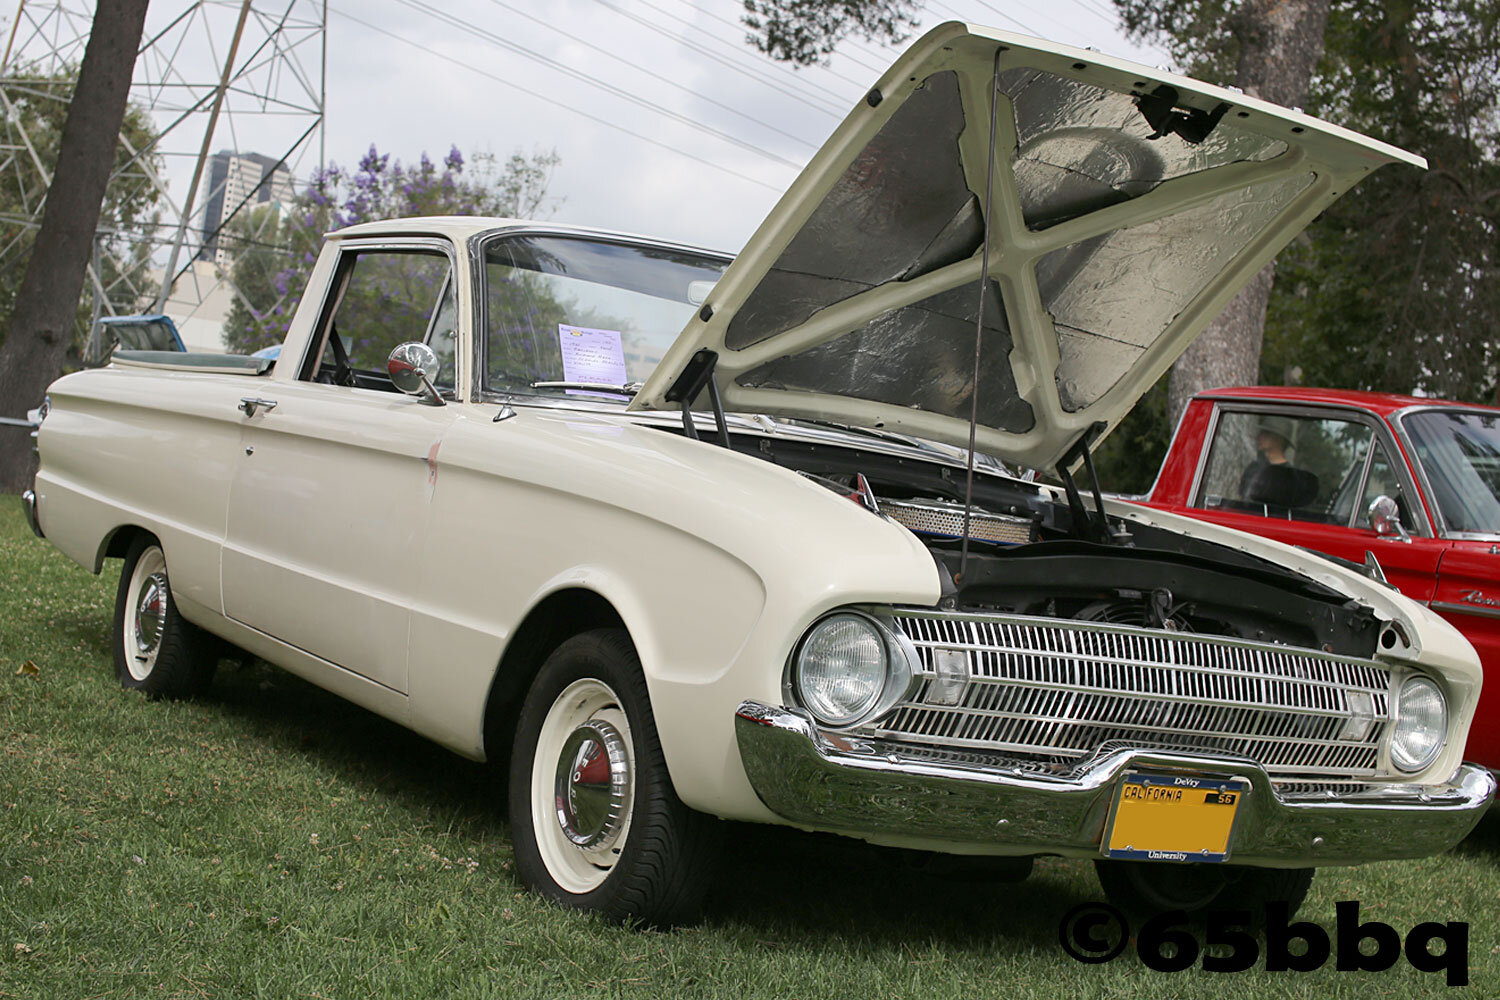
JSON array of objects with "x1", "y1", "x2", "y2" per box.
[{"x1": 23, "y1": 23, "x2": 1494, "y2": 925}]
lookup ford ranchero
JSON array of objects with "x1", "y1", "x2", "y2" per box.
[{"x1": 22, "y1": 24, "x2": 1494, "y2": 925}]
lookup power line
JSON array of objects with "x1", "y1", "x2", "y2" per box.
[
  {"x1": 326, "y1": 4, "x2": 787, "y2": 193},
  {"x1": 479, "y1": 0, "x2": 817, "y2": 153},
  {"x1": 667, "y1": 0, "x2": 873, "y2": 95},
  {"x1": 1069, "y1": 0, "x2": 1129, "y2": 26},
  {"x1": 585, "y1": 0, "x2": 849, "y2": 118},
  {"x1": 932, "y1": 0, "x2": 1043, "y2": 38},
  {"x1": 390, "y1": 0, "x2": 807, "y2": 170},
  {"x1": 971, "y1": 0, "x2": 1079, "y2": 44}
]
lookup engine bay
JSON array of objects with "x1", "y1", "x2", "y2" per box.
[{"x1": 734, "y1": 427, "x2": 1384, "y2": 660}]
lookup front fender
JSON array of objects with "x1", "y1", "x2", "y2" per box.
[{"x1": 403, "y1": 406, "x2": 941, "y2": 819}]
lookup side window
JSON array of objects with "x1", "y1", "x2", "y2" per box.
[
  {"x1": 424, "y1": 274, "x2": 458, "y2": 390},
  {"x1": 1195, "y1": 410, "x2": 1375, "y2": 524},
  {"x1": 306, "y1": 249, "x2": 456, "y2": 390},
  {"x1": 1356, "y1": 441, "x2": 1417, "y2": 532}
]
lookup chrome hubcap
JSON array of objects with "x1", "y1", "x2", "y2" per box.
[
  {"x1": 123, "y1": 546, "x2": 168, "y2": 683},
  {"x1": 531, "y1": 677, "x2": 636, "y2": 893},
  {"x1": 134, "y1": 573, "x2": 168, "y2": 657},
  {"x1": 554, "y1": 720, "x2": 631, "y2": 860}
]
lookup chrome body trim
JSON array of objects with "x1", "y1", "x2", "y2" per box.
[
  {"x1": 21, "y1": 489, "x2": 43, "y2": 539},
  {"x1": 734, "y1": 701, "x2": 1496, "y2": 865},
  {"x1": 1430, "y1": 600, "x2": 1500, "y2": 622},
  {"x1": 237, "y1": 397, "x2": 278, "y2": 418}
]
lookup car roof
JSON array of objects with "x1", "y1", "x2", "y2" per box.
[
  {"x1": 326, "y1": 216, "x2": 730, "y2": 257},
  {"x1": 1197, "y1": 384, "x2": 1500, "y2": 419}
]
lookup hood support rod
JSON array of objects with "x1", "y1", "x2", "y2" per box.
[
  {"x1": 666, "y1": 348, "x2": 731, "y2": 448},
  {"x1": 958, "y1": 47, "x2": 1006, "y2": 584},
  {"x1": 1056, "y1": 424, "x2": 1122, "y2": 545}
]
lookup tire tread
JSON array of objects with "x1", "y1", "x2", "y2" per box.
[
  {"x1": 112, "y1": 536, "x2": 216, "y2": 699},
  {"x1": 509, "y1": 628, "x2": 720, "y2": 926}
]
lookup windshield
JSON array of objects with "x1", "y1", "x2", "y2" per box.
[
  {"x1": 482, "y1": 234, "x2": 728, "y2": 399},
  {"x1": 1401, "y1": 409, "x2": 1500, "y2": 534}
]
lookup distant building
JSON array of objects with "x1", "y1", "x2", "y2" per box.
[{"x1": 198, "y1": 150, "x2": 296, "y2": 270}]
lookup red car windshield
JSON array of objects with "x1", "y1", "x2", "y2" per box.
[{"x1": 1402, "y1": 409, "x2": 1500, "y2": 534}]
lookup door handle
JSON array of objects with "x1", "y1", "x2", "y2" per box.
[{"x1": 239, "y1": 397, "x2": 277, "y2": 418}]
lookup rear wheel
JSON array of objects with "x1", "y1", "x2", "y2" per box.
[
  {"x1": 1094, "y1": 859, "x2": 1313, "y2": 924},
  {"x1": 112, "y1": 536, "x2": 215, "y2": 698},
  {"x1": 508, "y1": 629, "x2": 719, "y2": 925}
]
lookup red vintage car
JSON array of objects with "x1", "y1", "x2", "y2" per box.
[{"x1": 1142, "y1": 386, "x2": 1499, "y2": 769}]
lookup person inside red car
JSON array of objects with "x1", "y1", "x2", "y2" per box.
[{"x1": 1239, "y1": 417, "x2": 1320, "y2": 508}]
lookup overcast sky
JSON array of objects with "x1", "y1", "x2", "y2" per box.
[
  {"x1": 312, "y1": 0, "x2": 1169, "y2": 251},
  {"x1": 7, "y1": 0, "x2": 1170, "y2": 255}
]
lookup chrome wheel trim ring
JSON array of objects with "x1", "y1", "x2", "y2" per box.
[
  {"x1": 554, "y1": 720, "x2": 632, "y2": 858},
  {"x1": 531, "y1": 678, "x2": 635, "y2": 894},
  {"x1": 125, "y1": 547, "x2": 168, "y2": 682}
]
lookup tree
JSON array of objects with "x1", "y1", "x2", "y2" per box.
[
  {"x1": 1096, "y1": 2, "x2": 1500, "y2": 491},
  {"x1": 1262, "y1": 1, "x2": 1500, "y2": 403},
  {"x1": 741, "y1": 0, "x2": 920, "y2": 66},
  {"x1": 1114, "y1": 0, "x2": 1333, "y2": 427},
  {"x1": 222, "y1": 145, "x2": 560, "y2": 355},
  {"x1": 0, "y1": 0, "x2": 152, "y2": 492},
  {"x1": 0, "y1": 70, "x2": 162, "y2": 347}
]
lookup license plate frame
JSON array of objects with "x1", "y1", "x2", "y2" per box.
[{"x1": 1102, "y1": 773, "x2": 1248, "y2": 864}]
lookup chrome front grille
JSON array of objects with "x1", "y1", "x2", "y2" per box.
[{"x1": 879, "y1": 611, "x2": 1393, "y2": 778}]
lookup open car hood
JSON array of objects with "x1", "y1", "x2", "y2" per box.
[{"x1": 632, "y1": 22, "x2": 1423, "y2": 471}]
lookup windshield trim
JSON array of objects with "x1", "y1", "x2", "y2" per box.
[
  {"x1": 467, "y1": 226, "x2": 732, "y2": 404},
  {"x1": 1394, "y1": 404, "x2": 1500, "y2": 538}
]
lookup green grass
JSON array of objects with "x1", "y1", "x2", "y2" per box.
[{"x1": 0, "y1": 495, "x2": 1496, "y2": 998}]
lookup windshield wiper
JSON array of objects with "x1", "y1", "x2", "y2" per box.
[{"x1": 529, "y1": 380, "x2": 641, "y2": 397}]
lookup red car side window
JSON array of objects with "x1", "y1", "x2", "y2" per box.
[{"x1": 1194, "y1": 411, "x2": 1374, "y2": 525}]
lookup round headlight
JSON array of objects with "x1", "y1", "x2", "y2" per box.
[
  {"x1": 1391, "y1": 675, "x2": 1446, "y2": 773},
  {"x1": 793, "y1": 613, "x2": 890, "y2": 727}
]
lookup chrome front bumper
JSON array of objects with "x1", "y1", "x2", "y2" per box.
[
  {"x1": 21, "y1": 489, "x2": 42, "y2": 539},
  {"x1": 734, "y1": 701, "x2": 1496, "y2": 866}
]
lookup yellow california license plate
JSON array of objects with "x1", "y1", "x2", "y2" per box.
[{"x1": 1103, "y1": 773, "x2": 1247, "y2": 863}]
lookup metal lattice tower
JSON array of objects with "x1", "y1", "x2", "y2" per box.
[{"x1": 0, "y1": 0, "x2": 325, "y2": 350}]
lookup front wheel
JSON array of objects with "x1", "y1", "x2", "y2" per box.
[
  {"x1": 508, "y1": 629, "x2": 719, "y2": 925},
  {"x1": 112, "y1": 536, "x2": 215, "y2": 698},
  {"x1": 1094, "y1": 859, "x2": 1313, "y2": 924}
]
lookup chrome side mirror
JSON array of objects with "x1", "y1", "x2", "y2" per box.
[
  {"x1": 387, "y1": 342, "x2": 445, "y2": 407},
  {"x1": 1368, "y1": 495, "x2": 1411, "y2": 542}
]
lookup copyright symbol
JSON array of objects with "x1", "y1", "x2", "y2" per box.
[{"x1": 1058, "y1": 902, "x2": 1130, "y2": 964}]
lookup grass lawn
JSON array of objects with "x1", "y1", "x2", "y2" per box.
[{"x1": 1, "y1": 494, "x2": 1496, "y2": 998}]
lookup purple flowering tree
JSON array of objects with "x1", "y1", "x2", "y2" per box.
[{"x1": 222, "y1": 144, "x2": 558, "y2": 354}]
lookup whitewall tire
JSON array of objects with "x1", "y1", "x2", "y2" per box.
[
  {"x1": 508, "y1": 629, "x2": 719, "y2": 925},
  {"x1": 112, "y1": 536, "x2": 214, "y2": 698}
]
